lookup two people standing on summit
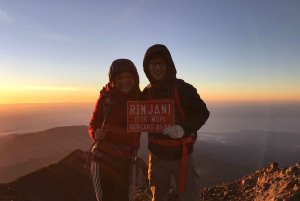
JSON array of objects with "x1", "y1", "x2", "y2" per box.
[{"x1": 88, "y1": 44, "x2": 210, "y2": 201}]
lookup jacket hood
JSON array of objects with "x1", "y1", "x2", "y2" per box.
[
  {"x1": 143, "y1": 44, "x2": 177, "y2": 85},
  {"x1": 108, "y1": 59, "x2": 140, "y2": 83}
]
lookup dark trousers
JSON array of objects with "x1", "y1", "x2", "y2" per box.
[{"x1": 91, "y1": 156, "x2": 135, "y2": 201}]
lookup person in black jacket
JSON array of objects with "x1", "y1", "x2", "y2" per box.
[{"x1": 141, "y1": 44, "x2": 210, "y2": 201}]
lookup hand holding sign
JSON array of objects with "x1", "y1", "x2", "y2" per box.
[{"x1": 163, "y1": 125, "x2": 184, "y2": 138}]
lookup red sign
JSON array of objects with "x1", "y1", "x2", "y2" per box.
[{"x1": 127, "y1": 101, "x2": 175, "y2": 132}]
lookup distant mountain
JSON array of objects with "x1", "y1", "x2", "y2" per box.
[
  {"x1": 0, "y1": 152, "x2": 69, "y2": 183},
  {"x1": 0, "y1": 125, "x2": 91, "y2": 167}
]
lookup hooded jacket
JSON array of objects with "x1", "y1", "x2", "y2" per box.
[
  {"x1": 89, "y1": 59, "x2": 141, "y2": 148},
  {"x1": 141, "y1": 44, "x2": 210, "y2": 160}
]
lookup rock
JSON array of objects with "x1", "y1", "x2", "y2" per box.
[
  {"x1": 283, "y1": 181, "x2": 295, "y2": 191},
  {"x1": 269, "y1": 162, "x2": 279, "y2": 172},
  {"x1": 293, "y1": 184, "x2": 300, "y2": 191},
  {"x1": 286, "y1": 167, "x2": 298, "y2": 175}
]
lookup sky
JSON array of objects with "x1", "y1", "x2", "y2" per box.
[{"x1": 1, "y1": 0, "x2": 300, "y2": 104}]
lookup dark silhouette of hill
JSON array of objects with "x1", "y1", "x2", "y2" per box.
[
  {"x1": 0, "y1": 125, "x2": 91, "y2": 167},
  {"x1": 0, "y1": 149, "x2": 96, "y2": 201},
  {"x1": 0, "y1": 133, "x2": 17, "y2": 146},
  {"x1": 0, "y1": 152, "x2": 69, "y2": 183},
  {"x1": 0, "y1": 149, "x2": 148, "y2": 201}
]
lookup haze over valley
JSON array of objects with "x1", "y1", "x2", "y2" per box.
[
  {"x1": 1, "y1": 101, "x2": 299, "y2": 136},
  {"x1": 0, "y1": 101, "x2": 299, "y2": 187}
]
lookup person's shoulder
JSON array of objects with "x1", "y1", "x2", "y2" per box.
[{"x1": 174, "y1": 78, "x2": 195, "y2": 90}]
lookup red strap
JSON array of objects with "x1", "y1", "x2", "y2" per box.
[
  {"x1": 149, "y1": 137, "x2": 195, "y2": 192},
  {"x1": 149, "y1": 137, "x2": 193, "y2": 146},
  {"x1": 148, "y1": 86, "x2": 189, "y2": 191},
  {"x1": 179, "y1": 137, "x2": 188, "y2": 192},
  {"x1": 174, "y1": 88, "x2": 186, "y2": 123}
]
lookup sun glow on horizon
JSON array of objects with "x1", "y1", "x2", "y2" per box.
[
  {"x1": 0, "y1": 85, "x2": 300, "y2": 104},
  {"x1": 0, "y1": 84, "x2": 100, "y2": 104}
]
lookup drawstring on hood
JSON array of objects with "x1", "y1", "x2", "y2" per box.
[{"x1": 143, "y1": 44, "x2": 177, "y2": 86}]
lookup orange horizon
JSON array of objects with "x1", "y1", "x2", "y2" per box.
[
  {"x1": 1, "y1": 86, "x2": 299, "y2": 104},
  {"x1": 1, "y1": 99, "x2": 299, "y2": 105}
]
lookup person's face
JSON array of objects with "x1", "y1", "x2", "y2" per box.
[
  {"x1": 114, "y1": 72, "x2": 135, "y2": 93},
  {"x1": 148, "y1": 59, "x2": 167, "y2": 81}
]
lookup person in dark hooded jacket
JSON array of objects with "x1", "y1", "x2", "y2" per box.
[
  {"x1": 88, "y1": 59, "x2": 141, "y2": 201},
  {"x1": 141, "y1": 44, "x2": 210, "y2": 201}
]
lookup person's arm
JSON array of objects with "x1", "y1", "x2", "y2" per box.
[
  {"x1": 180, "y1": 84, "x2": 210, "y2": 137},
  {"x1": 88, "y1": 95, "x2": 104, "y2": 141}
]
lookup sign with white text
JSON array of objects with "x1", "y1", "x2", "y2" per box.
[{"x1": 127, "y1": 101, "x2": 175, "y2": 132}]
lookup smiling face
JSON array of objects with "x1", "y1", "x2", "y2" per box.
[
  {"x1": 148, "y1": 59, "x2": 167, "y2": 81},
  {"x1": 114, "y1": 72, "x2": 135, "y2": 93}
]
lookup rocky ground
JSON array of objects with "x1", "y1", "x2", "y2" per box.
[
  {"x1": 201, "y1": 162, "x2": 300, "y2": 201},
  {"x1": 0, "y1": 150, "x2": 299, "y2": 201}
]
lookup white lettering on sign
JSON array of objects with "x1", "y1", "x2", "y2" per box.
[
  {"x1": 129, "y1": 123, "x2": 171, "y2": 131},
  {"x1": 127, "y1": 101, "x2": 175, "y2": 132},
  {"x1": 129, "y1": 104, "x2": 172, "y2": 115}
]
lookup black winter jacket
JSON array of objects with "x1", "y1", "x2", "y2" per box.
[{"x1": 142, "y1": 44, "x2": 210, "y2": 160}]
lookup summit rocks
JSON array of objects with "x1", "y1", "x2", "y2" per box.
[{"x1": 201, "y1": 162, "x2": 300, "y2": 201}]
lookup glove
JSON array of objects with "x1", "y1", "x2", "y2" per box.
[
  {"x1": 94, "y1": 128, "x2": 109, "y2": 141},
  {"x1": 163, "y1": 125, "x2": 184, "y2": 139}
]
